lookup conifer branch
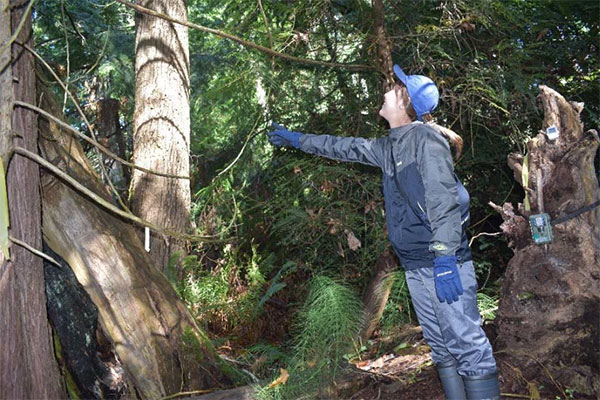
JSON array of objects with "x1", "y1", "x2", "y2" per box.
[{"x1": 114, "y1": 0, "x2": 373, "y2": 72}]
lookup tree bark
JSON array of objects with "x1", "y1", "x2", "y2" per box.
[
  {"x1": 372, "y1": 0, "x2": 395, "y2": 90},
  {"x1": 38, "y1": 82, "x2": 234, "y2": 398},
  {"x1": 360, "y1": 247, "x2": 397, "y2": 341},
  {"x1": 130, "y1": 0, "x2": 193, "y2": 271},
  {"x1": 0, "y1": 1, "x2": 64, "y2": 397},
  {"x1": 492, "y1": 86, "x2": 600, "y2": 397},
  {"x1": 97, "y1": 97, "x2": 130, "y2": 191},
  {"x1": 359, "y1": 0, "x2": 398, "y2": 341}
]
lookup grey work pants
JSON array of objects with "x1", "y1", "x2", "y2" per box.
[{"x1": 405, "y1": 261, "x2": 497, "y2": 376}]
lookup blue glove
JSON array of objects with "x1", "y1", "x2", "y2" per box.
[
  {"x1": 267, "y1": 122, "x2": 302, "y2": 149},
  {"x1": 433, "y1": 255, "x2": 464, "y2": 304}
]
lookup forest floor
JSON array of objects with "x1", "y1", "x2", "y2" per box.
[
  {"x1": 203, "y1": 322, "x2": 597, "y2": 400},
  {"x1": 338, "y1": 327, "x2": 446, "y2": 400}
]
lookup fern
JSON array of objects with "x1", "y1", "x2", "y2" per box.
[{"x1": 257, "y1": 275, "x2": 363, "y2": 399}]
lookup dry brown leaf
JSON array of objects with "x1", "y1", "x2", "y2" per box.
[
  {"x1": 345, "y1": 229, "x2": 361, "y2": 251},
  {"x1": 293, "y1": 166, "x2": 302, "y2": 174},
  {"x1": 268, "y1": 368, "x2": 289, "y2": 389},
  {"x1": 459, "y1": 21, "x2": 476, "y2": 32},
  {"x1": 306, "y1": 208, "x2": 322, "y2": 220}
]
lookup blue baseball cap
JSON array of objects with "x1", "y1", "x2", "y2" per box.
[{"x1": 393, "y1": 65, "x2": 439, "y2": 121}]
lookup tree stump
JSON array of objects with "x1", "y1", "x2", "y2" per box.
[{"x1": 491, "y1": 85, "x2": 599, "y2": 397}]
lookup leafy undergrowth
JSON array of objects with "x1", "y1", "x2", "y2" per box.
[{"x1": 212, "y1": 324, "x2": 447, "y2": 400}]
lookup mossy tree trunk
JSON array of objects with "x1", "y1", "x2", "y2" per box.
[
  {"x1": 0, "y1": 2, "x2": 64, "y2": 397},
  {"x1": 38, "y1": 83, "x2": 234, "y2": 398},
  {"x1": 130, "y1": 0, "x2": 193, "y2": 271},
  {"x1": 492, "y1": 86, "x2": 599, "y2": 397}
]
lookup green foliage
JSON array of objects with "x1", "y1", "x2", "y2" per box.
[
  {"x1": 32, "y1": 1, "x2": 598, "y2": 393},
  {"x1": 173, "y1": 244, "x2": 279, "y2": 333},
  {"x1": 476, "y1": 292, "x2": 499, "y2": 322},
  {"x1": 292, "y1": 276, "x2": 363, "y2": 366},
  {"x1": 181, "y1": 327, "x2": 250, "y2": 385},
  {"x1": 256, "y1": 275, "x2": 364, "y2": 400}
]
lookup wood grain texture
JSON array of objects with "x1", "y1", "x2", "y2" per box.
[
  {"x1": 37, "y1": 82, "x2": 232, "y2": 398},
  {"x1": 0, "y1": 1, "x2": 64, "y2": 397},
  {"x1": 130, "y1": 0, "x2": 193, "y2": 271}
]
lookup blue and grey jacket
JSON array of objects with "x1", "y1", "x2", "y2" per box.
[{"x1": 299, "y1": 122, "x2": 472, "y2": 270}]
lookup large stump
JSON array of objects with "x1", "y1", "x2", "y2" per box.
[{"x1": 492, "y1": 86, "x2": 599, "y2": 397}]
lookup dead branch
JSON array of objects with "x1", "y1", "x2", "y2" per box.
[
  {"x1": 20, "y1": 42, "x2": 130, "y2": 211},
  {"x1": 12, "y1": 146, "x2": 225, "y2": 243}
]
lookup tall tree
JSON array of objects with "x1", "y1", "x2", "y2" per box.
[
  {"x1": 0, "y1": 1, "x2": 63, "y2": 397},
  {"x1": 130, "y1": 0, "x2": 193, "y2": 270}
]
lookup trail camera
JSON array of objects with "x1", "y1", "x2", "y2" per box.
[{"x1": 529, "y1": 213, "x2": 553, "y2": 244}]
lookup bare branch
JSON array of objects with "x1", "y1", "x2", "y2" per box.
[
  {"x1": 9, "y1": 235, "x2": 61, "y2": 267},
  {"x1": 14, "y1": 101, "x2": 191, "y2": 179},
  {"x1": 19, "y1": 42, "x2": 131, "y2": 212},
  {"x1": 469, "y1": 231, "x2": 502, "y2": 247},
  {"x1": 12, "y1": 146, "x2": 225, "y2": 243}
]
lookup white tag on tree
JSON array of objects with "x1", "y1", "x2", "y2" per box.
[
  {"x1": 546, "y1": 125, "x2": 559, "y2": 141},
  {"x1": 144, "y1": 227, "x2": 150, "y2": 252}
]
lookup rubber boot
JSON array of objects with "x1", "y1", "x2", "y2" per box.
[
  {"x1": 437, "y1": 361, "x2": 466, "y2": 400},
  {"x1": 463, "y1": 372, "x2": 500, "y2": 400}
]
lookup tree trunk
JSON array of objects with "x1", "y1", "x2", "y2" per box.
[
  {"x1": 97, "y1": 97, "x2": 130, "y2": 192},
  {"x1": 360, "y1": 247, "x2": 397, "y2": 341},
  {"x1": 44, "y1": 242, "x2": 130, "y2": 398},
  {"x1": 492, "y1": 86, "x2": 599, "y2": 397},
  {"x1": 359, "y1": 0, "x2": 399, "y2": 342},
  {"x1": 0, "y1": 1, "x2": 64, "y2": 397},
  {"x1": 38, "y1": 82, "x2": 234, "y2": 398},
  {"x1": 372, "y1": 0, "x2": 395, "y2": 90},
  {"x1": 130, "y1": 0, "x2": 193, "y2": 271}
]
